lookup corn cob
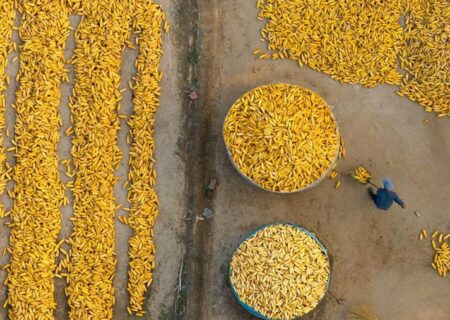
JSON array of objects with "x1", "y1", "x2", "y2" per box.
[{"x1": 353, "y1": 166, "x2": 372, "y2": 184}]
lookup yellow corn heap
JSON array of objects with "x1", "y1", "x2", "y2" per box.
[
  {"x1": 230, "y1": 224, "x2": 330, "y2": 319},
  {"x1": 353, "y1": 166, "x2": 372, "y2": 184},
  {"x1": 126, "y1": 0, "x2": 166, "y2": 316},
  {"x1": 398, "y1": 0, "x2": 450, "y2": 117},
  {"x1": 425, "y1": 230, "x2": 450, "y2": 277},
  {"x1": 65, "y1": 1, "x2": 133, "y2": 319},
  {"x1": 0, "y1": 0, "x2": 15, "y2": 217},
  {"x1": 256, "y1": 0, "x2": 405, "y2": 87},
  {"x1": 223, "y1": 84, "x2": 339, "y2": 192},
  {"x1": 5, "y1": 0, "x2": 69, "y2": 318}
]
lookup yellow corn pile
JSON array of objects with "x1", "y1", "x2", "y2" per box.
[
  {"x1": 230, "y1": 224, "x2": 330, "y2": 319},
  {"x1": 0, "y1": 0, "x2": 15, "y2": 217},
  {"x1": 353, "y1": 166, "x2": 372, "y2": 184},
  {"x1": 64, "y1": 1, "x2": 133, "y2": 319},
  {"x1": 256, "y1": 0, "x2": 405, "y2": 87},
  {"x1": 4, "y1": 0, "x2": 69, "y2": 318},
  {"x1": 421, "y1": 230, "x2": 450, "y2": 277},
  {"x1": 223, "y1": 84, "x2": 339, "y2": 192},
  {"x1": 398, "y1": 0, "x2": 450, "y2": 117},
  {"x1": 126, "y1": 0, "x2": 166, "y2": 316}
]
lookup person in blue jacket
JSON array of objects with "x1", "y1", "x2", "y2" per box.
[{"x1": 368, "y1": 178, "x2": 406, "y2": 210}]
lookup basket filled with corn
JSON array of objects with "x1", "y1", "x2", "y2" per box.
[
  {"x1": 223, "y1": 84, "x2": 340, "y2": 193},
  {"x1": 229, "y1": 223, "x2": 331, "y2": 320}
]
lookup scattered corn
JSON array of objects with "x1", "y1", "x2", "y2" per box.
[
  {"x1": 230, "y1": 224, "x2": 330, "y2": 319},
  {"x1": 126, "y1": 0, "x2": 166, "y2": 316},
  {"x1": 5, "y1": 0, "x2": 69, "y2": 318},
  {"x1": 64, "y1": 1, "x2": 134, "y2": 319},
  {"x1": 353, "y1": 166, "x2": 372, "y2": 184},
  {"x1": 256, "y1": 0, "x2": 405, "y2": 87},
  {"x1": 0, "y1": 0, "x2": 15, "y2": 217},
  {"x1": 398, "y1": 0, "x2": 450, "y2": 117},
  {"x1": 421, "y1": 229, "x2": 450, "y2": 277},
  {"x1": 223, "y1": 84, "x2": 339, "y2": 192}
]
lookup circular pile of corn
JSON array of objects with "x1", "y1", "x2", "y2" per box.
[
  {"x1": 223, "y1": 84, "x2": 339, "y2": 192},
  {"x1": 230, "y1": 224, "x2": 330, "y2": 319},
  {"x1": 256, "y1": 0, "x2": 405, "y2": 87},
  {"x1": 125, "y1": 0, "x2": 167, "y2": 316},
  {"x1": 5, "y1": 0, "x2": 69, "y2": 318},
  {"x1": 398, "y1": 0, "x2": 450, "y2": 117},
  {"x1": 0, "y1": 0, "x2": 15, "y2": 217},
  {"x1": 64, "y1": 1, "x2": 134, "y2": 319}
]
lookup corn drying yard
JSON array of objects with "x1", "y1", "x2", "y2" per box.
[{"x1": 0, "y1": 0, "x2": 449, "y2": 320}]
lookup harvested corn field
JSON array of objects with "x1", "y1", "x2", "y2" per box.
[
  {"x1": 230, "y1": 224, "x2": 330, "y2": 319},
  {"x1": 398, "y1": 0, "x2": 450, "y2": 117},
  {"x1": 0, "y1": 0, "x2": 14, "y2": 217},
  {"x1": 126, "y1": 0, "x2": 166, "y2": 316},
  {"x1": 5, "y1": 0, "x2": 69, "y2": 318},
  {"x1": 256, "y1": 0, "x2": 405, "y2": 87},
  {"x1": 223, "y1": 84, "x2": 339, "y2": 192},
  {"x1": 64, "y1": 1, "x2": 133, "y2": 319}
]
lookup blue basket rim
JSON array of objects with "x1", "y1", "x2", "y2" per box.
[{"x1": 229, "y1": 222, "x2": 331, "y2": 320}]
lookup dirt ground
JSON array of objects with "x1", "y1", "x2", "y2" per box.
[{"x1": 0, "y1": 0, "x2": 449, "y2": 320}]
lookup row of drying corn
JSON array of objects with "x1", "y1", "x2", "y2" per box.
[
  {"x1": 4, "y1": 1, "x2": 69, "y2": 319},
  {"x1": 223, "y1": 84, "x2": 339, "y2": 192},
  {"x1": 420, "y1": 229, "x2": 450, "y2": 277},
  {"x1": 230, "y1": 224, "x2": 330, "y2": 319},
  {"x1": 124, "y1": 0, "x2": 167, "y2": 316},
  {"x1": 0, "y1": 0, "x2": 15, "y2": 217},
  {"x1": 0, "y1": 0, "x2": 166, "y2": 319},
  {"x1": 62, "y1": 0, "x2": 133, "y2": 318},
  {"x1": 256, "y1": 0, "x2": 449, "y2": 117}
]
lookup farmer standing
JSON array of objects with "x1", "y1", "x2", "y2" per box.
[{"x1": 368, "y1": 178, "x2": 406, "y2": 210}]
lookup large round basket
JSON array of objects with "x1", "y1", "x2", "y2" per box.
[
  {"x1": 223, "y1": 84, "x2": 340, "y2": 194},
  {"x1": 229, "y1": 223, "x2": 331, "y2": 320}
]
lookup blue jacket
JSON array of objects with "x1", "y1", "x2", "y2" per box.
[{"x1": 375, "y1": 188, "x2": 405, "y2": 210}]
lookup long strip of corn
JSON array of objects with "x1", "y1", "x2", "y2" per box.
[
  {"x1": 398, "y1": 0, "x2": 450, "y2": 117},
  {"x1": 223, "y1": 84, "x2": 339, "y2": 192},
  {"x1": 256, "y1": 0, "x2": 405, "y2": 87},
  {"x1": 230, "y1": 224, "x2": 330, "y2": 319},
  {"x1": 0, "y1": 0, "x2": 15, "y2": 217},
  {"x1": 5, "y1": 0, "x2": 69, "y2": 318},
  {"x1": 126, "y1": 0, "x2": 166, "y2": 316},
  {"x1": 64, "y1": 1, "x2": 133, "y2": 319}
]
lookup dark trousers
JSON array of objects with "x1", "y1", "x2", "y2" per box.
[{"x1": 368, "y1": 188, "x2": 377, "y2": 201}]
